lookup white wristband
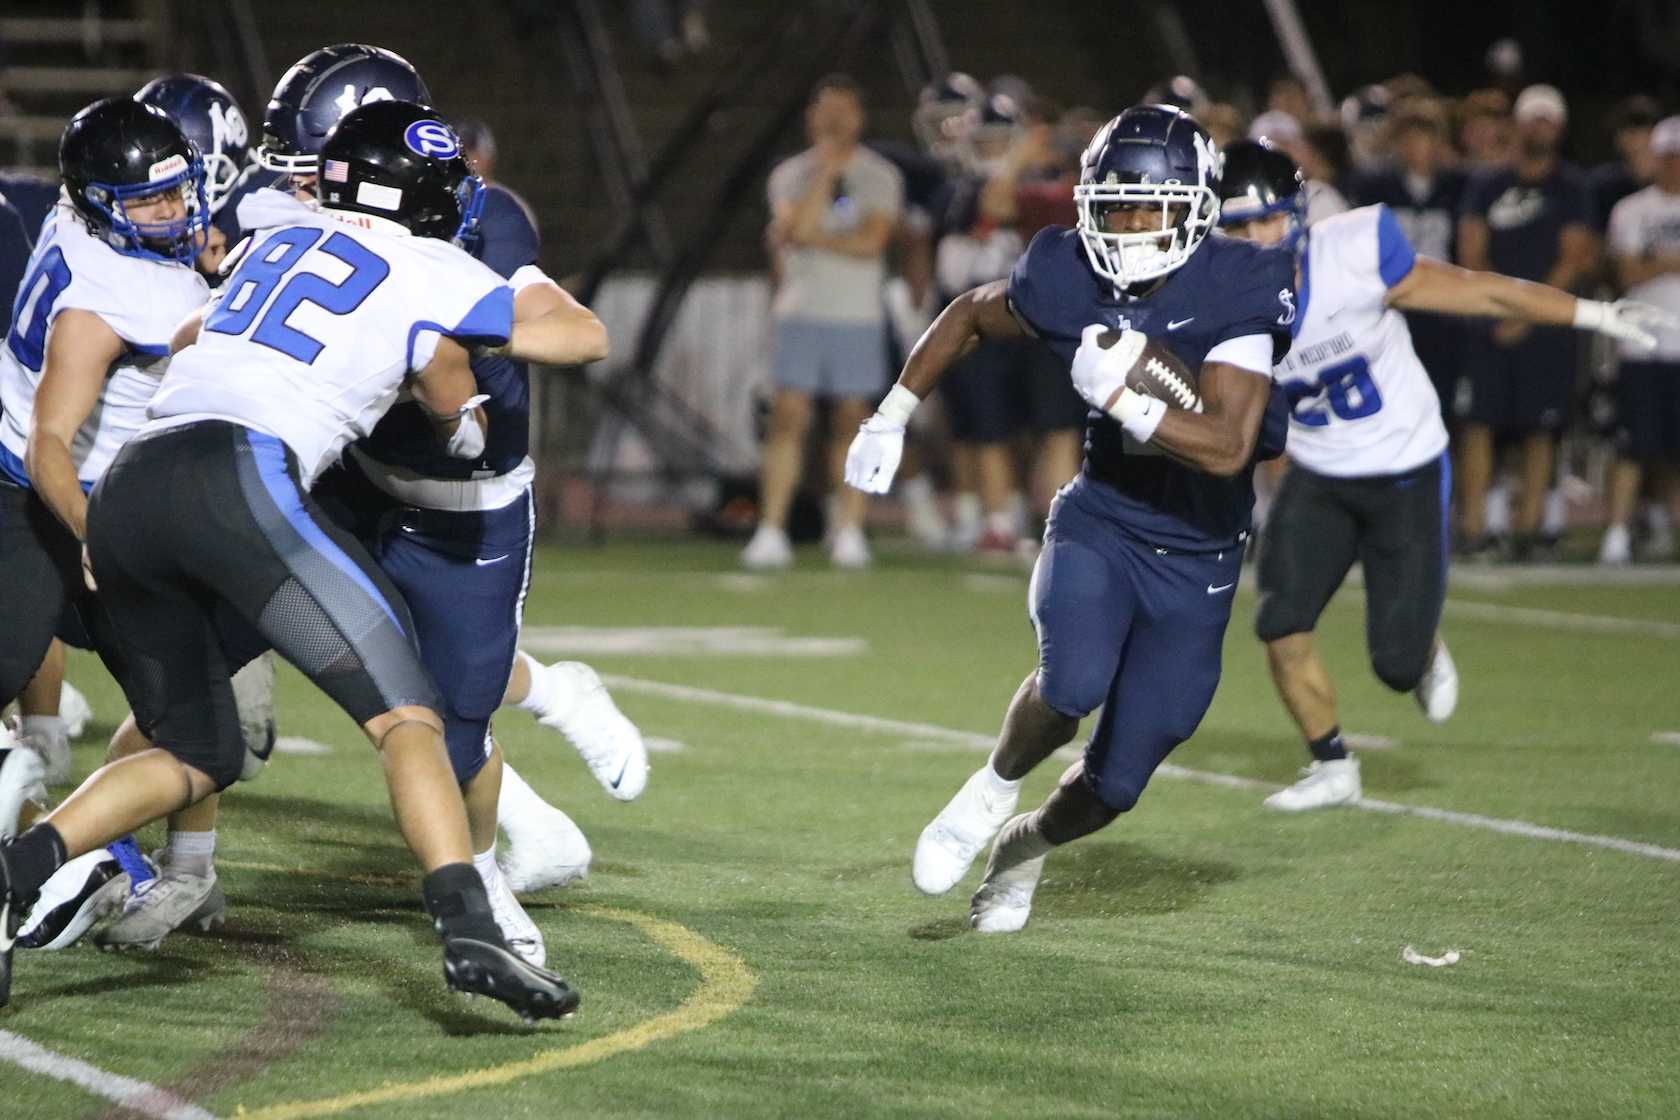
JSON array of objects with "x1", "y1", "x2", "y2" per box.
[
  {"x1": 1107, "y1": 387, "x2": 1166, "y2": 442},
  {"x1": 1572, "y1": 299, "x2": 1608, "y2": 331},
  {"x1": 876, "y1": 384, "x2": 921, "y2": 427}
]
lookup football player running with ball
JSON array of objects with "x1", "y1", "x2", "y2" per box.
[
  {"x1": 847, "y1": 106, "x2": 1297, "y2": 933},
  {"x1": 0, "y1": 102, "x2": 592, "y2": 1018},
  {"x1": 1216, "y1": 139, "x2": 1674, "y2": 812}
]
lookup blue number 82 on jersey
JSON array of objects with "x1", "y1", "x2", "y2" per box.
[{"x1": 207, "y1": 227, "x2": 390, "y2": 364}]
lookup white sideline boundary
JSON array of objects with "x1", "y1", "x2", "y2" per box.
[
  {"x1": 602, "y1": 674, "x2": 1680, "y2": 864},
  {"x1": 0, "y1": 1029, "x2": 216, "y2": 1120}
]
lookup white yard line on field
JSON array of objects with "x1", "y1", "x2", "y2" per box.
[
  {"x1": 0, "y1": 1030, "x2": 216, "y2": 1120},
  {"x1": 602, "y1": 675, "x2": 1680, "y2": 865}
]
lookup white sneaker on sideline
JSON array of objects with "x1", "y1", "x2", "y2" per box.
[
  {"x1": 0, "y1": 739, "x2": 47, "y2": 842},
  {"x1": 740, "y1": 524, "x2": 793, "y2": 570},
  {"x1": 540, "y1": 662, "x2": 648, "y2": 800},
  {"x1": 1263, "y1": 757, "x2": 1362, "y2": 812},
  {"x1": 480, "y1": 863, "x2": 545, "y2": 967},
  {"x1": 93, "y1": 865, "x2": 224, "y2": 951},
  {"x1": 829, "y1": 524, "x2": 871, "y2": 569},
  {"x1": 1598, "y1": 524, "x2": 1632, "y2": 567},
  {"x1": 912, "y1": 767, "x2": 1018, "y2": 896},
  {"x1": 1414, "y1": 640, "x2": 1458, "y2": 724},
  {"x1": 59, "y1": 682, "x2": 93, "y2": 740}
]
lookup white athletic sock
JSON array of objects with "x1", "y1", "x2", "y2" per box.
[
  {"x1": 901, "y1": 473, "x2": 937, "y2": 509},
  {"x1": 165, "y1": 830, "x2": 216, "y2": 877},
  {"x1": 513, "y1": 651, "x2": 557, "y2": 718},
  {"x1": 473, "y1": 843, "x2": 502, "y2": 887},
  {"x1": 496, "y1": 763, "x2": 554, "y2": 840},
  {"x1": 981, "y1": 763, "x2": 1022, "y2": 801},
  {"x1": 990, "y1": 811, "x2": 1054, "y2": 875},
  {"x1": 953, "y1": 493, "x2": 982, "y2": 530}
]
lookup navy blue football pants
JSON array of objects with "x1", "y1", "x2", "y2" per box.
[
  {"x1": 315, "y1": 458, "x2": 533, "y2": 786},
  {"x1": 1029, "y1": 476, "x2": 1243, "y2": 813}
]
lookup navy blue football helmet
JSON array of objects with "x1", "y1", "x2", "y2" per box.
[
  {"x1": 316, "y1": 101, "x2": 482, "y2": 243},
  {"x1": 1074, "y1": 105, "x2": 1222, "y2": 288},
  {"x1": 258, "y1": 44, "x2": 431, "y2": 175},
  {"x1": 1216, "y1": 138, "x2": 1304, "y2": 237},
  {"x1": 60, "y1": 98, "x2": 209, "y2": 264},
  {"x1": 135, "y1": 73, "x2": 256, "y2": 215}
]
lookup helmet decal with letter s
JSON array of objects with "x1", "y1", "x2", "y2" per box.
[{"x1": 316, "y1": 100, "x2": 481, "y2": 243}]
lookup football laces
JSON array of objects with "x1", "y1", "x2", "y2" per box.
[{"x1": 1142, "y1": 356, "x2": 1202, "y2": 412}]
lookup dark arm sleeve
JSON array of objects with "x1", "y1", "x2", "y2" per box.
[{"x1": 476, "y1": 186, "x2": 543, "y2": 280}]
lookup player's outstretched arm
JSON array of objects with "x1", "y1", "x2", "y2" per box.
[
  {"x1": 1386, "y1": 256, "x2": 1679, "y2": 351},
  {"x1": 844, "y1": 278, "x2": 1025, "y2": 493},
  {"x1": 412, "y1": 337, "x2": 491, "y2": 459},
  {"x1": 489, "y1": 285, "x2": 609, "y2": 367},
  {"x1": 26, "y1": 309, "x2": 127, "y2": 540}
]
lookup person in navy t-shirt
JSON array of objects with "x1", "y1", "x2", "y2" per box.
[{"x1": 845, "y1": 106, "x2": 1295, "y2": 933}]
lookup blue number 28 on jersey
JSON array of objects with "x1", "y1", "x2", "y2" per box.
[
  {"x1": 1284, "y1": 354, "x2": 1384, "y2": 427},
  {"x1": 207, "y1": 227, "x2": 389, "y2": 364}
]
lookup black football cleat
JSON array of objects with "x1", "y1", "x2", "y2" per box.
[
  {"x1": 19, "y1": 850, "x2": 125, "y2": 950},
  {"x1": 442, "y1": 937, "x2": 580, "y2": 1022}
]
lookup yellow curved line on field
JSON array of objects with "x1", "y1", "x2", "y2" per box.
[{"x1": 231, "y1": 903, "x2": 756, "y2": 1120}]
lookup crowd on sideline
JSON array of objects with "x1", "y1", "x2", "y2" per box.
[{"x1": 746, "y1": 58, "x2": 1680, "y2": 570}]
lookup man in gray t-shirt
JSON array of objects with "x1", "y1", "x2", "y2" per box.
[{"x1": 742, "y1": 74, "x2": 904, "y2": 571}]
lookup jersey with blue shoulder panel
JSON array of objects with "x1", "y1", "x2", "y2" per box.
[
  {"x1": 1276, "y1": 203, "x2": 1447, "y2": 477},
  {"x1": 1007, "y1": 227, "x2": 1295, "y2": 550},
  {"x1": 352, "y1": 183, "x2": 540, "y2": 483}
]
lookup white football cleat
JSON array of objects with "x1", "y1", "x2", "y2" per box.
[
  {"x1": 1413, "y1": 640, "x2": 1458, "y2": 724},
  {"x1": 740, "y1": 524, "x2": 793, "y2": 570},
  {"x1": 912, "y1": 767, "x2": 1019, "y2": 896},
  {"x1": 498, "y1": 765, "x2": 593, "y2": 892},
  {"x1": 541, "y1": 662, "x2": 648, "y2": 801},
  {"x1": 828, "y1": 524, "x2": 871, "y2": 570},
  {"x1": 17, "y1": 723, "x2": 70, "y2": 787},
  {"x1": 58, "y1": 682, "x2": 93, "y2": 740},
  {"x1": 18, "y1": 849, "x2": 127, "y2": 950},
  {"x1": 970, "y1": 832, "x2": 1046, "y2": 934},
  {"x1": 1264, "y1": 757, "x2": 1362, "y2": 812},
  {"x1": 0, "y1": 740, "x2": 48, "y2": 842},
  {"x1": 480, "y1": 863, "x2": 545, "y2": 967},
  {"x1": 93, "y1": 865, "x2": 224, "y2": 951}
]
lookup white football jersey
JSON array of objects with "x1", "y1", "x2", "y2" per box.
[
  {"x1": 148, "y1": 190, "x2": 514, "y2": 486},
  {"x1": 0, "y1": 203, "x2": 210, "y2": 486},
  {"x1": 1274, "y1": 204, "x2": 1447, "y2": 477}
]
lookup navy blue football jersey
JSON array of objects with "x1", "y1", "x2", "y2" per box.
[
  {"x1": 1007, "y1": 227, "x2": 1295, "y2": 550},
  {"x1": 0, "y1": 174, "x2": 59, "y2": 244},
  {"x1": 354, "y1": 183, "x2": 539, "y2": 480}
]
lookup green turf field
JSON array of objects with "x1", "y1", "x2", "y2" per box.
[{"x1": 6, "y1": 540, "x2": 1680, "y2": 1119}]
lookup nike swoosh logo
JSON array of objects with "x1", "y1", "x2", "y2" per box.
[
  {"x1": 610, "y1": 756, "x2": 629, "y2": 789},
  {"x1": 1167, "y1": 317, "x2": 1195, "y2": 330},
  {"x1": 475, "y1": 554, "x2": 510, "y2": 567},
  {"x1": 1207, "y1": 582, "x2": 1235, "y2": 594}
]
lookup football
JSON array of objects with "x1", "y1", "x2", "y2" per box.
[{"x1": 1096, "y1": 329, "x2": 1203, "y2": 412}]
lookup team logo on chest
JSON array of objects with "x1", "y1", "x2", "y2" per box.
[{"x1": 403, "y1": 119, "x2": 460, "y2": 159}]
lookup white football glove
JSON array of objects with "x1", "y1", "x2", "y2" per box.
[
  {"x1": 1574, "y1": 298, "x2": 1680, "y2": 352},
  {"x1": 845, "y1": 415, "x2": 906, "y2": 494},
  {"x1": 844, "y1": 385, "x2": 921, "y2": 494},
  {"x1": 1070, "y1": 323, "x2": 1146, "y2": 412}
]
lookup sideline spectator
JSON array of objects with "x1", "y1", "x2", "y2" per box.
[
  {"x1": 1601, "y1": 116, "x2": 1680, "y2": 564},
  {"x1": 1458, "y1": 89, "x2": 1514, "y2": 171},
  {"x1": 743, "y1": 74, "x2": 903, "y2": 570},
  {"x1": 1457, "y1": 84, "x2": 1599, "y2": 559},
  {"x1": 1591, "y1": 96, "x2": 1661, "y2": 229}
]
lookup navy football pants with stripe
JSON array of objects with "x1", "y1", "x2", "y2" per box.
[{"x1": 1030, "y1": 476, "x2": 1243, "y2": 813}]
